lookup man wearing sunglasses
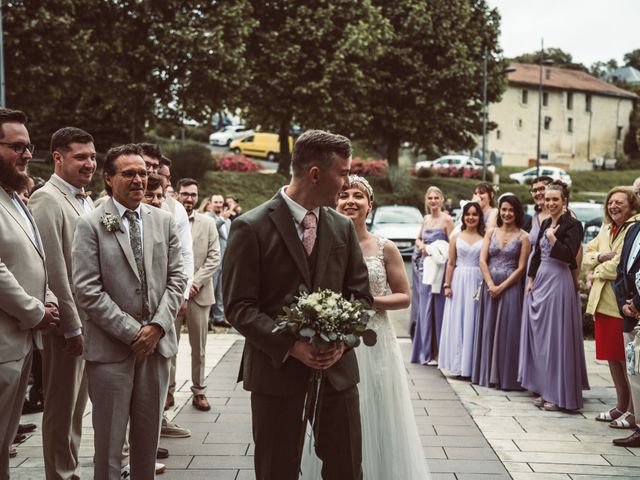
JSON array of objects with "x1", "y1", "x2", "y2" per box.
[{"x1": 0, "y1": 108, "x2": 60, "y2": 477}]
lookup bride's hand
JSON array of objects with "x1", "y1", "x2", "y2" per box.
[{"x1": 444, "y1": 286, "x2": 452, "y2": 298}]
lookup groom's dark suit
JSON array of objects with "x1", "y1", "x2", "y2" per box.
[{"x1": 223, "y1": 191, "x2": 372, "y2": 480}]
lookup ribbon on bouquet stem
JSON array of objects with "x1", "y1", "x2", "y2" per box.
[{"x1": 296, "y1": 369, "x2": 325, "y2": 474}]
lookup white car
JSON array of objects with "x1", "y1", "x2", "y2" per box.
[
  {"x1": 367, "y1": 205, "x2": 424, "y2": 257},
  {"x1": 415, "y1": 155, "x2": 495, "y2": 174},
  {"x1": 209, "y1": 125, "x2": 253, "y2": 146},
  {"x1": 509, "y1": 166, "x2": 572, "y2": 187}
]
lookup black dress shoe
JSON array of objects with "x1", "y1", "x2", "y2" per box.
[
  {"x1": 156, "y1": 447, "x2": 169, "y2": 459},
  {"x1": 13, "y1": 434, "x2": 26, "y2": 444},
  {"x1": 613, "y1": 429, "x2": 640, "y2": 447},
  {"x1": 22, "y1": 398, "x2": 44, "y2": 414},
  {"x1": 17, "y1": 423, "x2": 36, "y2": 434}
]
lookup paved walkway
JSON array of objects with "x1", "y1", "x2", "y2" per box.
[{"x1": 10, "y1": 329, "x2": 640, "y2": 479}]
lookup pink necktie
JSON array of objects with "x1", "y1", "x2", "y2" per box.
[{"x1": 301, "y1": 212, "x2": 317, "y2": 256}]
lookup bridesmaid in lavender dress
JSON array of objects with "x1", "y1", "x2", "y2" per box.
[
  {"x1": 527, "y1": 176, "x2": 553, "y2": 272},
  {"x1": 439, "y1": 202, "x2": 485, "y2": 378},
  {"x1": 472, "y1": 195, "x2": 530, "y2": 389},
  {"x1": 473, "y1": 181, "x2": 498, "y2": 229},
  {"x1": 411, "y1": 186, "x2": 454, "y2": 365},
  {"x1": 519, "y1": 182, "x2": 590, "y2": 410}
]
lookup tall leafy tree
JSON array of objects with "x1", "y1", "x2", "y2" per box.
[
  {"x1": 511, "y1": 47, "x2": 588, "y2": 72},
  {"x1": 355, "y1": 0, "x2": 506, "y2": 165},
  {"x1": 239, "y1": 0, "x2": 390, "y2": 176}
]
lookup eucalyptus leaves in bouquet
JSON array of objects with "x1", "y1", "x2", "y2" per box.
[{"x1": 272, "y1": 288, "x2": 377, "y2": 349}]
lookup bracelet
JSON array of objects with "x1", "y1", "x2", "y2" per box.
[{"x1": 443, "y1": 284, "x2": 450, "y2": 288}]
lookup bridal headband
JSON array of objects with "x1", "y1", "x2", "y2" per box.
[{"x1": 348, "y1": 174, "x2": 374, "y2": 202}]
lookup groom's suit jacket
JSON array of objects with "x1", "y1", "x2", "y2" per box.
[
  {"x1": 223, "y1": 192, "x2": 372, "y2": 396},
  {"x1": 0, "y1": 188, "x2": 57, "y2": 362},
  {"x1": 72, "y1": 198, "x2": 187, "y2": 363}
]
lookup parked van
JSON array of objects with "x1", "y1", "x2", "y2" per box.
[{"x1": 229, "y1": 132, "x2": 293, "y2": 162}]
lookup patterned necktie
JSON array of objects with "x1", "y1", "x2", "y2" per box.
[
  {"x1": 301, "y1": 211, "x2": 317, "y2": 256},
  {"x1": 123, "y1": 210, "x2": 149, "y2": 320}
]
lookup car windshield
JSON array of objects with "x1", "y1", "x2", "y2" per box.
[
  {"x1": 374, "y1": 208, "x2": 423, "y2": 224},
  {"x1": 570, "y1": 205, "x2": 603, "y2": 223}
]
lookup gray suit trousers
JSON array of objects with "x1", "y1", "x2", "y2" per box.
[
  {"x1": 170, "y1": 300, "x2": 209, "y2": 395},
  {"x1": 87, "y1": 352, "x2": 169, "y2": 480},
  {"x1": 42, "y1": 335, "x2": 88, "y2": 480},
  {"x1": 0, "y1": 348, "x2": 32, "y2": 479}
]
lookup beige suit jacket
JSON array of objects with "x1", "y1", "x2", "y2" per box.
[
  {"x1": 28, "y1": 175, "x2": 94, "y2": 336},
  {"x1": 0, "y1": 188, "x2": 56, "y2": 361},
  {"x1": 190, "y1": 212, "x2": 220, "y2": 307},
  {"x1": 72, "y1": 198, "x2": 187, "y2": 363}
]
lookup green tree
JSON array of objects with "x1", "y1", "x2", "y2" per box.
[
  {"x1": 355, "y1": 0, "x2": 506, "y2": 165},
  {"x1": 624, "y1": 49, "x2": 640, "y2": 70},
  {"x1": 239, "y1": 0, "x2": 390, "y2": 176},
  {"x1": 511, "y1": 47, "x2": 588, "y2": 72}
]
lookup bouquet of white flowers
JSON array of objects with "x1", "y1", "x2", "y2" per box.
[{"x1": 272, "y1": 288, "x2": 377, "y2": 348}]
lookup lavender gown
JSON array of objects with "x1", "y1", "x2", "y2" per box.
[
  {"x1": 519, "y1": 235, "x2": 590, "y2": 409},
  {"x1": 526, "y1": 212, "x2": 543, "y2": 273},
  {"x1": 411, "y1": 228, "x2": 448, "y2": 364},
  {"x1": 472, "y1": 235, "x2": 525, "y2": 390},
  {"x1": 439, "y1": 238, "x2": 483, "y2": 377}
]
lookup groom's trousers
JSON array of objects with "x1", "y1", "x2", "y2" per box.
[{"x1": 251, "y1": 382, "x2": 363, "y2": 480}]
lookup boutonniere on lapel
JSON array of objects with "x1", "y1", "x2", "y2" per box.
[{"x1": 100, "y1": 213, "x2": 123, "y2": 233}]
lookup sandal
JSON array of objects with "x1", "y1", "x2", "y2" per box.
[
  {"x1": 533, "y1": 396, "x2": 545, "y2": 407},
  {"x1": 543, "y1": 402, "x2": 560, "y2": 411},
  {"x1": 596, "y1": 407, "x2": 623, "y2": 422},
  {"x1": 610, "y1": 412, "x2": 636, "y2": 429}
]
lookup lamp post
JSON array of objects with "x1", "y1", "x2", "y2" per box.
[
  {"x1": 535, "y1": 38, "x2": 554, "y2": 177},
  {"x1": 481, "y1": 48, "x2": 516, "y2": 181},
  {"x1": 0, "y1": 0, "x2": 5, "y2": 108}
]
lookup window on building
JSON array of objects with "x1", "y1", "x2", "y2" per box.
[
  {"x1": 568, "y1": 118, "x2": 573, "y2": 133},
  {"x1": 617, "y1": 126, "x2": 623, "y2": 140},
  {"x1": 567, "y1": 92, "x2": 573, "y2": 110},
  {"x1": 586, "y1": 94, "x2": 592, "y2": 113},
  {"x1": 517, "y1": 118, "x2": 523, "y2": 129},
  {"x1": 496, "y1": 129, "x2": 501, "y2": 140},
  {"x1": 544, "y1": 116, "x2": 552, "y2": 130},
  {"x1": 522, "y1": 90, "x2": 528, "y2": 104},
  {"x1": 542, "y1": 92, "x2": 549, "y2": 107}
]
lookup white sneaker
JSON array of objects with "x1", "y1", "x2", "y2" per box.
[
  {"x1": 120, "y1": 464, "x2": 130, "y2": 479},
  {"x1": 156, "y1": 462, "x2": 166, "y2": 474}
]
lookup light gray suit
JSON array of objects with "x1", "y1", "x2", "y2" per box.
[
  {"x1": 29, "y1": 175, "x2": 91, "y2": 480},
  {"x1": 170, "y1": 212, "x2": 220, "y2": 396},
  {"x1": 72, "y1": 198, "x2": 186, "y2": 480},
  {"x1": 0, "y1": 188, "x2": 56, "y2": 478}
]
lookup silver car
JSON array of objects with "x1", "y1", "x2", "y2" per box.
[{"x1": 367, "y1": 205, "x2": 424, "y2": 257}]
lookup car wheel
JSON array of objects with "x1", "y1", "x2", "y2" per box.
[
  {"x1": 226, "y1": 138, "x2": 232, "y2": 146},
  {"x1": 233, "y1": 147, "x2": 241, "y2": 155},
  {"x1": 266, "y1": 152, "x2": 277, "y2": 162}
]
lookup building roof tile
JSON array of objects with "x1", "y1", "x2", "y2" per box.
[{"x1": 508, "y1": 63, "x2": 638, "y2": 100}]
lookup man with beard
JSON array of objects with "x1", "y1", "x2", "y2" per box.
[
  {"x1": 29, "y1": 127, "x2": 96, "y2": 480},
  {"x1": 170, "y1": 178, "x2": 220, "y2": 411},
  {"x1": 207, "y1": 194, "x2": 230, "y2": 328},
  {"x1": 0, "y1": 108, "x2": 59, "y2": 476}
]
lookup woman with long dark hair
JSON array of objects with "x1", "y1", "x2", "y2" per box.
[{"x1": 472, "y1": 195, "x2": 530, "y2": 389}]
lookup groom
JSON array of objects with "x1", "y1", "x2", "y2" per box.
[{"x1": 223, "y1": 130, "x2": 372, "y2": 480}]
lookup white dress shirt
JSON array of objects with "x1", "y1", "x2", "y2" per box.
[
  {"x1": 280, "y1": 187, "x2": 320, "y2": 241},
  {"x1": 52, "y1": 173, "x2": 93, "y2": 214},
  {"x1": 112, "y1": 198, "x2": 144, "y2": 253}
]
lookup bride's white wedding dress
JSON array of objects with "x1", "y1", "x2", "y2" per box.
[{"x1": 301, "y1": 236, "x2": 431, "y2": 479}]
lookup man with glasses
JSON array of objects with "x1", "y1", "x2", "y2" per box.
[
  {"x1": 0, "y1": 108, "x2": 60, "y2": 476},
  {"x1": 29, "y1": 127, "x2": 96, "y2": 480},
  {"x1": 170, "y1": 178, "x2": 220, "y2": 411},
  {"x1": 72, "y1": 144, "x2": 186, "y2": 480}
]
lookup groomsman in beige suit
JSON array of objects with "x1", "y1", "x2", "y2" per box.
[
  {"x1": 72, "y1": 144, "x2": 186, "y2": 480},
  {"x1": 28, "y1": 127, "x2": 96, "y2": 480},
  {"x1": 170, "y1": 178, "x2": 220, "y2": 411},
  {"x1": 0, "y1": 108, "x2": 59, "y2": 477}
]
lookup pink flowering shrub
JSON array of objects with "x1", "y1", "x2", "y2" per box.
[
  {"x1": 214, "y1": 154, "x2": 263, "y2": 172},
  {"x1": 350, "y1": 157, "x2": 388, "y2": 176}
]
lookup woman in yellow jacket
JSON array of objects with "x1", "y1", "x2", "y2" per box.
[{"x1": 583, "y1": 186, "x2": 640, "y2": 428}]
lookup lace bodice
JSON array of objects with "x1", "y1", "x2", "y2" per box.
[
  {"x1": 365, "y1": 236, "x2": 388, "y2": 298},
  {"x1": 488, "y1": 233, "x2": 521, "y2": 274}
]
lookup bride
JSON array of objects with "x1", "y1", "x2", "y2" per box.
[{"x1": 301, "y1": 175, "x2": 431, "y2": 479}]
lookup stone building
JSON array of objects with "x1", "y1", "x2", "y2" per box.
[{"x1": 486, "y1": 63, "x2": 637, "y2": 169}]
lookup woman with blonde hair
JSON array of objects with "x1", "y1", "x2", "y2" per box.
[
  {"x1": 584, "y1": 186, "x2": 640, "y2": 427},
  {"x1": 410, "y1": 186, "x2": 454, "y2": 365}
]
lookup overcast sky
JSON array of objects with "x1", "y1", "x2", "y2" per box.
[{"x1": 487, "y1": 0, "x2": 639, "y2": 67}]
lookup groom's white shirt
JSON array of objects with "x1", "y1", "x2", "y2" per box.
[{"x1": 280, "y1": 186, "x2": 319, "y2": 241}]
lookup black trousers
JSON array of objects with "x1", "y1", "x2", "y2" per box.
[{"x1": 251, "y1": 382, "x2": 362, "y2": 480}]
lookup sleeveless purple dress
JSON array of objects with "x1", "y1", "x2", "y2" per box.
[
  {"x1": 526, "y1": 212, "x2": 543, "y2": 274},
  {"x1": 519, "y1": 235, "x2": 590, "y2": 409},
  {"x1": 472, "y1": 234, "x2": 525, "y2": 390},
  {"x1": 410, "y1": 228, "x2": 448, "y2": 364},
  {"x1": 439, "y1": 238, "x2": 483, "y2": 377}
]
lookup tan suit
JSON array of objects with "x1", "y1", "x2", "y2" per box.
[
  {"x1": 0, "y1": 188, "x2": 56, "y2": 478},
  {"x1": 29, "y1": 175, "x2": 91, "y2": 480},
  {"x1": 170, "y1": 212, "x2": 220, "y2": 395},
  {"x1": 72, "y1": 198, "x2": 186, "y2": 480}
]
